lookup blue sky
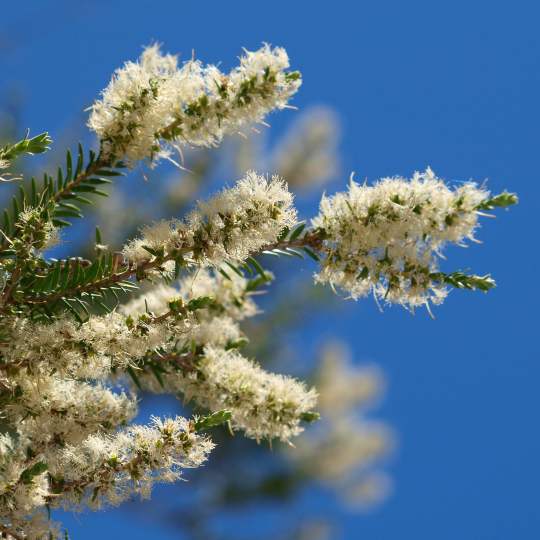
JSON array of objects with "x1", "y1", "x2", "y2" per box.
[{"x1": 2, "y1": 1, "x2": 539, "y2": 538}]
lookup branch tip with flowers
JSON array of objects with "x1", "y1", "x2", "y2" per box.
[{"x1": 0, "y1": 42, "x2": 516, "y2": 539}]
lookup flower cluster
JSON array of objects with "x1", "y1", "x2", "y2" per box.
[
  {"x1": 123, "y1": 171, "x2": 297, "y2": 266},
  {"x1": 141, "y1": 345, "x2": 318, "y2": 442},
  {"x1": 0, "y1": 37, "x2": 516, "y2": 540},
  {"x1": 1, "y1": 310, "x2": 169, "y2": 378},
  {"x1": 3, "y1": 375, "x2": 137, "y2": 451},
  {"x1": 123, "y1": 270, "x2": 317, "y2": 442},
  {"x1": 88, "y1": 44, "x2": 301, "y2": 164},
  {"x1": 52, "y1": 416, "x2": 214, "y2": 509},
  {"x1": 312, "y1": 168, "x2": 492, "y2": 309}
]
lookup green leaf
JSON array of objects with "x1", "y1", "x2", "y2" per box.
[
  {"x1": 430, "y1": 271, "x2": 496, "y2": 292},
  {"x1": 0, "y1": 132, "x2": 52, "y2": 162},
  {"x1": 247, "y1": 256, "x2": 266, "y2": 278},
  {"x1": 302, "y1": 246, "x2": 320, "y2": 261},
  {"x1": 186, "y1": 296, "x2": 216, "y2": 311},
  {"x1": 224, "y1": 261, "x2": 244, "y2": 277},
  {"x1": 476, "y1": 192, "x2": 518, "y2": 211},
  {"x1": 127, "y1": 367, "x2": 142, "y2": 390},
  {"x1": 20, "y1": 461, "x2": 48, "y2": 484},
  {"x1": 289, "y1": 222, "x2": 306, "y2": 241},
  {"x1": 283, "y1": 247, "x2": 304, "y2": 259},
  {"x1": 300, "y1": 411, "x2": 320, "y2": 423},
  {"x1": 194, "y1": 410, "x2": 232, "y2": 431}
]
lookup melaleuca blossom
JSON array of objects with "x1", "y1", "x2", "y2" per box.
[
  {"x1": 50, "y1": 416, "x2": 214, "y2": 509},
  {"x1": 121, "y1": 270, "x2": 316, "y2": 442},
  {"x1": 0, "y1": 35, "x2": 517, "y2": 540},
  {"x1": 87, "y1": 44, "x2": 178, "y2": 164},
  {"x1": 121, "y1": 269, "x2": 259, "y2": 321},
  {"x1": 140, "y1": 346, "x2": 318, "y2": 442},
  {"x1": 88, "y1": 44, "x2": 301, "y2": 165},
  {"x1": 3, "y1": 375, "x2": 136, "y2": 451},
  {"x1": 178, "y1": 268, "x2": 260, "y2": 320},
  {"x1": 0, "y1": 434, "x2": 54, "y2": 538},
  {"x1": 1, "y1": 310, "x2": 170, "y2": 378},
  {"x1": 312, "y1": 168, "x2": 491, "y2": 309},
  {"x1": 122, "y1": 171, "x2": 297, "y2": 266}
]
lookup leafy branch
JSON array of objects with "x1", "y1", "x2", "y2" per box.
[{"x1": 0, "y1": 131, "x2": 52, "y2": 163}]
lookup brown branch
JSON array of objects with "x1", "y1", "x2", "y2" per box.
[
  {"x1": 261, "y1": 230, "x2": 323, "y2": 253},
  {"x1": 1, "y1": 231, "x2": 324, "y2": 314}
]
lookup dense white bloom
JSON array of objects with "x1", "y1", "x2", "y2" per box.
[
  {"x1": 120, "y1": 283, "x2": 179, "y2": 316},
  {"x1": 122, "y1": 219, "x2": 181, "y2": 265},
  {"x1": 2, "y1": 310, "x2": 169, "y2": 379},
  {"x1": 122, "y1": 171, "x2": 297, "y2": 267},
  {"x1": 312, "y1": 168, "x2": 489, "y2": 309},
  {"x1": 5, "y1": 375, "x2": 136, "y2": 452},
  {"x1": 121, "y1": 269, "x2": 259, "y2": 322},
  {"x1": 0, "y1": 435, "x2": 50, "y2": 516},
  {"x1": 187, "y1": 171, "x2": 297, "y2": 264},
  {"x1": 50, "y1": 416, "x2": 213, "y2": 509},
  {"x1": 178, "y1": 268, "x2": 260, "y2": 320},
  {"x1": 88, "y1": 44, "x2": 178, "y2": 164},
  {"x1": 141, "y1": 346, "x2": 317, "y2": 442},
  {"x1": 88, "y1": 44, "x2": 301, "y2": 164}
]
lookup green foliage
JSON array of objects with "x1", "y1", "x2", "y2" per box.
[
  {"x1": 430, "y1": 271, "x2": 496, "y2": 292},
  {"x1": 0, "y1": 132, "x2": 52, "y2": 163},
  {"x1": 194, "y1": 410, "x2": 232, "y2": 431},
  {"x1": 476, "y1": 192, "x2": 518, "y2": 211},
  {"x1": 0, "y1": 140, "x2": 133, "y2": 321},
  {"x1": 186, "y1": 296, "x2": 217, "y2": 312},
  {"x1": 300, "y1": 411, "x2": 321, "y2": 423},
  {"x1": 19, "y1": 461, "x2": 48, "y2": 485},
  {"x1": 1, "y1": 142, "x2": 122, "y2": 253}
]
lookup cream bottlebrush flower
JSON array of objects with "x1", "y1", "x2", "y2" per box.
[
  {"x1": 122, "y1": 171, "x2": 297, "y2": 267},
  {"x1": 120, "y1": 283, "x2": 180, "y2": 316},
  {"x1": 50, "y1": 416, "x2": 214, "y2": 510},
  {"x1": 88, "y1": 43, "x2": 301, "y2": 165},
  {"x1": 5, "y1": 375, "x2": 137, "y2": 450},
  {"x1": 0, "y1": 435, "x2": 50, "y2": 516},
  {"x1": 88, "y1": 44, "x2": 179, "y2": 164},
  {"x1": 141, "y1": 346, "x2": 317, "y2": 442},
  {"x1": 2, "y1": 310, "x2": 169, "y2": 379},
  {"x1": 312, "y1": 168, "x2": 490, "y2": 309},
  {"x1": 160, "y1": 44, "x2": 301, "y2": 150},
  {"x1": 122, "y1": 219, "x2": 181, "y2": 265},
  {"x1": 120, "y1": 269, "x2": 260, "y2": 322},
  {"x1": 178, "y1": 268, "x2": 260, "y2": 320},
  {"x1": 185, "y1": 171, "x2": 297, "y2": 264}
]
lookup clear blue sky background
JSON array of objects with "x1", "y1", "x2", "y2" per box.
[{"x1": 2, "y1": 1, "x2": 539, "y2": 538}]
